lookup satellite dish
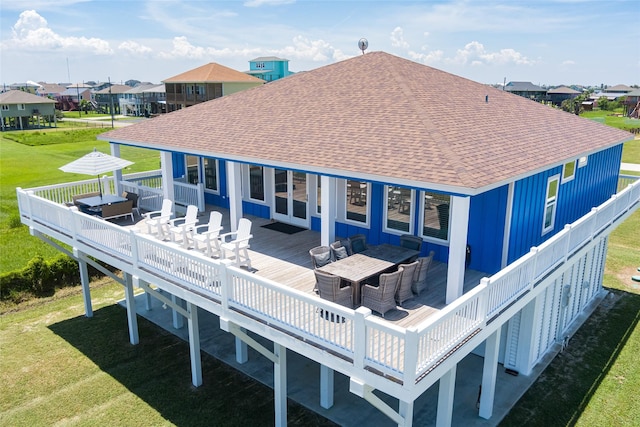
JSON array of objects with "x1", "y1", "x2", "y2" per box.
[{"x1": 358, "y1": 38, "x2": 368, "y2": 54}]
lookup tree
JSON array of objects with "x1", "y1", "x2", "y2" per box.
[
  {"x1": 597, "y1": 96, "x2": 610, "y2": 111},
  {"x1": 79, "y1": 99, "x2": 91, "y2": 114}
]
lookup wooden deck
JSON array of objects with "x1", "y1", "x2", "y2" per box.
[{"x1": 129, "y1": 206, "x2": 488, "y2": 329}]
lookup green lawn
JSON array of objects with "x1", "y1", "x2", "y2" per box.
[
  {"x1": 0, "y1": 131, "x2": 158, "y2": 272},
  {"x1": 0, "y1": 281, "x2": 336, "y2": 427}
]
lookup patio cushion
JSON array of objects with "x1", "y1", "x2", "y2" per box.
[
  {"x1": 313, "y1": 251, "x2": 332, "y2": 267},
  {"x1": 333, "y1": 246, "x2": 348, "y2": 260}
]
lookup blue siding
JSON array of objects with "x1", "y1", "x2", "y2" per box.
[
  {"x1": 172, "y1": 153, "x2": 186, "y2": 178},
  {"x1": 508, "y1": 144, "x2": 623, "y2": 263},
  {"x1": 242, "y1": 201, "x2": 270, "y2": 219},
  {"x1": 468, "y1": 185, "x2": 509, "y2": 274}
]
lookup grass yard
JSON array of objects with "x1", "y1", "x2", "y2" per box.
[
  {"x1": 0, "y1": 280, "x2": 336, "y2": 427},
  {"x1": 0, "y1": 130, "x2": 158, "y2": 272}
]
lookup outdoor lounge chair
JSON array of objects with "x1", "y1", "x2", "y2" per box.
[
  {"x1": 395, "y1": 260, "x2": 419, "y2": 306},
  {"x1": 168, "y1": 205, "x2": 199, "y2": 248},
  {"x1": 412, "y1": 250, "x2": 435, "y2": 295},
  {"x1": 361, "y1": 269, "x2": 402, "y2": 317},
  {"x1": 314, "y1": 270, "x2": 352, "y2": 309},
  {"x1": 309, "y1": 245, "x2": 332, "y2": 268},
  {"x1": 100, "y1": 200, "x2": 134, "y2": 222},
  {"x1": 144, "y1": 199, "x2": 173, "y2": 239},
  {"x1": 191, "y1": 211, "x2": 223, "y2": 257},
  {"x1": 220, "y1": 218, "x2": 253, "y2": 268}
]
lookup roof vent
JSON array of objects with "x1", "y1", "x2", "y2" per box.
[{"x1": 485, "y1": 95, "x2": 489, "y2": 103}]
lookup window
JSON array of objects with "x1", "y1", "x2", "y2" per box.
[
  {"x1": 578, "y1": 156, "x2": 588, "y2": 168},
  {"x1": 345, "y1": 180, "x2": 369, "y2": 224},
  {"x1": 384, "y1": 185, "x2": 414, "y2": 233},
  {"x1": 203, "y1": 158, "x2": 218, "y2": 192},
  {"x1": 249, "y1": 165, "x2": 265, "y2": 201},
  {"x1": 185, "y1": 155, "x2": 199, "y2": 185},
  {"x1": 316, "y1": 177, "x2": 321, "y2": 214},
  {"x1": 1, "y1": 105, "x2": 8, "y2": 111},
  {"x1": 17, "y1": 104, "x2": 25, "y2": 110},
  {"x1": 543, "y1": 175, "x2": 560, "y2": 234},
  {"x1": 562, "y1": 161, "x2": 576, "y2": 183},
  {"x1": 420, "y1": 191, "x2": 450, "y2": 241}
]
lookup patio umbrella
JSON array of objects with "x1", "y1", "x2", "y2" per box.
[{"x1": 59, "y1": 148, "x2": 134, "y2": 198}]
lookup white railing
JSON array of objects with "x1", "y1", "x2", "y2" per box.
[
  {"x1": 15, "y1": 176, "x2": 640, "y2": 390},
  {"x1": 120, "y1": 181, "x2": 164, "y2": 212},
  {"x1": 174, "y1": 181, "x2": 205, "y2": 211}
]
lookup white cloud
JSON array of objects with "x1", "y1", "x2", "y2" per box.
[
  {"x1": 244, "y1": 0, "x2": 296, "y2": 7},
  {"x1": 3, "y1": 10, "x2": 112, "y2": 54},
  {"x1": 449, "y1": 41, "x2": 535, "y2": 66},
  {"x1": 390, "y1": 27, "x2": 410, "y2": 50},
  {"x1": 562, "y1": 60, "x2": 576, "y2": 66},
  {"x1": 118, "y1": 41, "x2": 153, "y2": 55}
]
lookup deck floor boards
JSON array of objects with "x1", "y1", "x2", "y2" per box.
[{"x1": 130, "y1": 206, "x2": 488, "y2": 330}]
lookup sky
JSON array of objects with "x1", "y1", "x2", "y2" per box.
[{"x1": 1, "y1": 0, "x2": 639, "y2": 88}]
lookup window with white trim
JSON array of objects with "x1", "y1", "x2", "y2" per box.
[
  {"x1": 419, "y1": 191, "x2": 450, "y2": 242},
  {"x1": 1, "y1": 105, "x2": 8, "y2": 111},
  {"x1": 185, "y1": 155, "x2": 199, "y2": 184},
  {"x1": 17, "y1": 104, "x2": 25, "y2": 110},
  {"x1": 316, "y1": 176, "x2": 321, "y2": 214},
  {"x1": 543, "y1": 175, "x2": 560, "y2": 234},
  {"x1": 345, "y1": 180, "x2": 369, "y2": 225},
  {"x1": 248, "y1": 165, "x2": 265, "y2": 201},
  {"x1": 562, "y1": 160, "x2": 576, "y2": 183},
  {"x1": 384, "y1": 185, "x2": 414, "y2": 233},
  {"x1": 203, "y1": 158, "x2": 219, "y2": 192}
]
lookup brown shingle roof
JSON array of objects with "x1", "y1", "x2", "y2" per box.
[
  {"x1": 101, "y1": 52, "x2": 631, "y2": 194},
  {"x1": 163, "y1": 62, "x2": 264, "y2": 83},
  {"x1": 0, "y1": 90, "x2": 56, "y2": 104}
]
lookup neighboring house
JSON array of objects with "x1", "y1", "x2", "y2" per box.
[
  {"x1": 547, "y1": 85, "x2": 582, "y2": 106},
  {"x1": 245, "y1": 56, "x2": 294, "y2": 82},
  {"x1": 119, "y1": 83, "x2": 159, "y2": 117},
  {"x1": 94, "y1": 84, "x2": 131, "y2": 115},
  {"x1": 0, "y1": 89, "x2": 57, "y2": 130},
  {"x1": 18, "y1": 52, "x2": 636, "y2": 426},
  {"x1": 141, "y1": 84, "x2": 166, "y2": 115},
  {"x1": 58, "y1": 83, "x2": 93, "y2": 111},
  {"x1": 36, "y1": 83, "x2": 67, "y2": 100},
  {"x1": 163, "y1": 62, "x2": 264, "y2": 112},
  {"x1": 503, "y1": 81, "x2": 547, "y2": 101},
  {"x1": 7, "y1": 81, "x2": 41, "y2": 94},
  {"x1": 624, "y1": 88, "x2": 640, "y2": 118},
  {"x1": 603, "y1": 84, "x2": 633, "y2": 93}
]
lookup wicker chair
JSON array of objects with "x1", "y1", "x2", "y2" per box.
[
  {"x1": 361, "y1": 269, "x2": 402, "y2": 317},
  {"x1": 412, "y1": 250, "x2": 435, "y2": 295},
  {"x1": 395, "y1": 260, "x2": 419, "y2": 306},
  {"x1": 399, "y1": 234, "x2": 423, "y2": 252},
  {"x1": 349, "y1": 233, "x2": 368, "y2": 254},
  {"x1": 314, "y1": 270, "x2": 352, "y2": 308},
  {"x1": 309, "y1": 245, "x2": 332, "y2": 268},
  {"x1": 329, "y1": 240, "x2": 351, "y2": 260}
]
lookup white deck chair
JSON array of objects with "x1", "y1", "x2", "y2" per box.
[
  {"x1": 220, "y1": 218, "x2": 253, "y2": 268},
  {"x1": 168, "y1": 205, "x2": 199, "y2": 248},
  {"x1": 144, "y1": 199, "x2": 173, "y2": 239},
  {"x1": 191, "y1": 211, "x2": 223, "y2": 257}
]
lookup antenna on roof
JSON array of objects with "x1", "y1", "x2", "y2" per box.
[{"x1": 358, "y1": 38, "x2": 368, "y2": 55}]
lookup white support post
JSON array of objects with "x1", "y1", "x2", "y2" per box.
[
  {"x1": 75, "y1": 250, "x2": 93, "y2": 318},
  {"x1": 399, "y1": 399, "x2": 414, "y2": 427},
  {"x1": 320, "y1": 175, "x2": 336, "y2": 246},
  {"x1": 172, "y1": 295, "x2": 184, "y2": 329},
  {"x1": 516, "y1": 296, "x2": 542, "y2": 376},
  {"x1": 274, "y1": 343, "x2": 287, "y2": 427},
  {"x1": 479, "y1": 328, "x2": 501, "y2": 419},
  {"x1": 226, "y1": 161, "x2": 243, "y2": 232},
  {"x1": 436, "y1": 365, "x2": 457, "y2": 427},
  {"x1": 186, "y1": 301, "x2": 203, "y2": 387},
  {"x1": 123, "y1": 272, "x2": 139, "y2": 345},
  {"x1": 320, "y1": 364, "x2": 334, "y2": 409},
  {"x1": 235, "y1": 333, "x2": 248, "y2": 364},
  {"x1": 446, "y1": 195, "x2": 470, "y2": 304},
  {"x1": 160, "y1": 151, "x2": 175, "y2": 205},
  {"x1": 110, "y1": 143, "x2": 124, "y2": 196}
]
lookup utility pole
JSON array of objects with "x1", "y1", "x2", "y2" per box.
[{"x1": 109, "y1": 77, "x2": 114, "y2": 128}]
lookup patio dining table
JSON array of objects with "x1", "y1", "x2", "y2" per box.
[
  {"x1": 75, "y1": 194, "x2": 127, "y2": 208},
  {"x1": 317, "y1": 243, "x2": 419, "y2": 306}
]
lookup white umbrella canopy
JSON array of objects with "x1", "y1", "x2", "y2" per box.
[{"x1": 59, "y1": 148, "x2": 134, "y2": 197}]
